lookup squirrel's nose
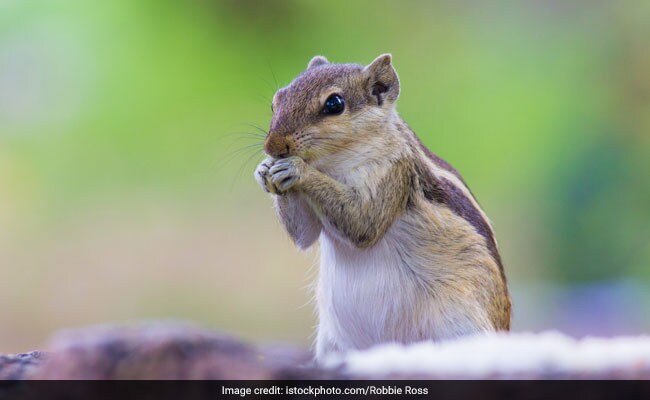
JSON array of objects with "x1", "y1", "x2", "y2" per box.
[{"x1": 264, "y1": 134, "x2": 293, "y2": 158}]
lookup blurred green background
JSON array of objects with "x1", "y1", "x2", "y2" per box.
[{"x1": 1, "y1": 0, "x2": 649, "y2": 352}]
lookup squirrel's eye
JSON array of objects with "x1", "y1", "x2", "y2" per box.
[{"x1": 323, "y1": 94, "x2": 345, "y2": 115}]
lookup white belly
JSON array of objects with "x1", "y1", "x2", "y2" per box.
[
  {"x1": 316, "y1": 224, "x2": 431, "y2": 358},
  {"x1": 315, "y1": 219, "x2": 491, "y2": 360}
]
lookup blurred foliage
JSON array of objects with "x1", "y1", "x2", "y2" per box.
[{"x1": 0, "y1": 0, "x2": 649, "y2": 351}]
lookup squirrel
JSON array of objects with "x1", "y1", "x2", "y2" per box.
[{"x1": 254, "y1": 54, "x2": 511, "y2": 361}]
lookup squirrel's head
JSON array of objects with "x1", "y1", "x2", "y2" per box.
[{"x1": 264, "y1": 54, "x2": 400, "y2": 162}]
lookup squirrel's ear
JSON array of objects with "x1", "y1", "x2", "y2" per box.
[
  {"x1": 307, "y1": 55, "x2": 329, "y2": 69},
  {"x1": 364, "y1": 53, "x2": 400, "y2": 106}
]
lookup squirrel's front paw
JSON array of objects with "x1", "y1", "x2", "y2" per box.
[
  {"x1": 255, "y1": 157, "x2": 279, "y2": 194},
  {"x1": 269, "y1": 156, "x2": 306, "y2": 193}
]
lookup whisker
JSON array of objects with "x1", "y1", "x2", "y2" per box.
[
  {"x1": 216, "y1": 142, "x2": 264, "y2": 173},
  {"x1": 243, "y1": 124, "x2": 269, "y2": 136},
  {"x1": 210, "y1": 131, "x2": 266, "y2": 155},
  {"x1": 219, "y1": 131, "x2": 267, "y2": 141},
  {"x1": 261, "y1": 77, "x2": 276, "y2": 96},
  {"x1": 268, "y1": 62, "x2": 279, "y2": 91},
  {"x1": 306, "y1": 137, "x2": 369, "y2": 158},
  {"x1": 229, "y1": 148, "x2": 265, "y2": 191},
  {"x1": 217, "y1": 134, "x2": 264, "y2": 159},
  {"x1": 255, "y1": 93, "x2": 272, "y2": 108}
]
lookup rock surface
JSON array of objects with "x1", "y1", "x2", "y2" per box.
[
  {"x1": 2, "y1": 322, "x2": 650, "y2": 380},
  {"x1": 21, "y1": 322, "x2": 334, "y2": 380},
  {"x1": 0, "y1": 352, "x2": 45, "y2": 380}
]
